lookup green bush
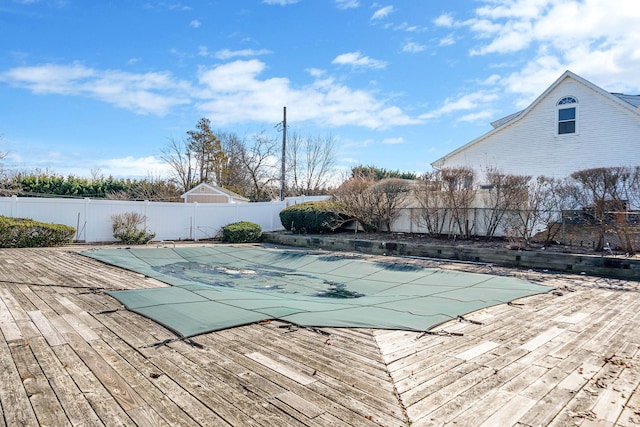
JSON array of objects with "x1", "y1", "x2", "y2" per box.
[
  {"x1": 0, "y1": 216, "x2": 76, "y2": 247},
  {"x1": 111, "y1": 212, "x2": 156, "y2": 244},
  {"x1": 279, "y1": 201, "x2": 348, "y2": 234},
  {"x1": 221, "y1": 221, "x2": 262, "y2": 243}
]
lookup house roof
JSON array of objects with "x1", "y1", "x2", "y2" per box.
[
  {"x1": 180, "y1": 182, "x2": 250, "y2": 201},
  {"x1": 432, "y1": 70, "x2": 640, "y2": 169},
  {"x1": 613, "y1": 93, "x2": 640, "y2": 108}
]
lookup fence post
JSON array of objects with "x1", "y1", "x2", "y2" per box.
[
  {"x1": 84, "y1": 198, "x2": 90, "y2": 242},
  {"x1": 144, "y1": 200, "x2": 149, "y2": 231},
  {"x1": 193, "y1": 202, "x2": 198, "y2": 241}
]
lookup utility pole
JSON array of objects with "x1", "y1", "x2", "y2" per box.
[{"x1": 279, "y1": 106, "x2": 287, "y2": 201}]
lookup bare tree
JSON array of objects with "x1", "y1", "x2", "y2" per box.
[
  {"x1": 161, "y1": 138, "x2": 197, "y2": 193},
  {"x1": 510, "y1": 176, "x2": 563, "y2": 244},
  {"x1": 371, "y1": 178, "x2": 412, "y2": 232},
  {"x1": 331, "y1": 174, "x2": 379, "y2": 231},
  {"x1": 239, "y1": 133, "x2": 279, "y2": 201},
  {"x1": 287, "y1": 132, "x2": 336, "y2": 196},
  {"x1": 416, "y1": 171, "x2": 447, "y2": 236},
  {"x1": 605, "y1": 167, "x2": 640, "y2": 254},
  {"x1": 0, "y1": 138, "x2": 19, "y2": 196},
  {"x1": 440, "y1": 167, "x2": 476, "y2": 238},
  {"x1": 217, "y1": 131, "x2": 250, "y2": 194},
  {"x1": 481, "y1": 168, "x2": 531, "y2": 238},
  {"x1": 570, "y1": 167, "x2": 633, "y2": 252}
]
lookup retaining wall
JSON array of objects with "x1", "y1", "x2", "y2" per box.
[{"x1": 262, "y1": 232, "x2": 640, "y2": 280}]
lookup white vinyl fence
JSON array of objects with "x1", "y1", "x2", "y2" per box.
[{"x1": 0, "y1": 195, "x2": 327, "y2": 243}]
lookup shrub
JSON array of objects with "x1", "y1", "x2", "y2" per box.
[
  {"x1": 221, "y1": 221, "x2": 262, "y2": 243},
  {"x1": 111, "y1": 212, "x2": 156, "y2": 244},
  {"x1": 0, "y1": 216, "x2": 76, "y2": 247},
  {"x1": 279, "y1": 201, "x2": 348, "y2": 234}
]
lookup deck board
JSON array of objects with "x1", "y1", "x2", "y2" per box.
[{"x1": 1, "y1": 245, "x2": 640, "y2": 426}]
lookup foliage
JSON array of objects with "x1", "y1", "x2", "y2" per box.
[
  {"x1": 106, "y1": 175, "x2": 182, "y2": 201},
  {"x1": 0, "y1": 216, "x2": 76, "y2": 247},
  {"x1": 187, "y1": 117, "x2": 228, "y2": 186},
  {"x1": 111, "y1": 212, "x2": 156, "y2": 244},
  {"x1": 350, "y1": 165, "x2": 417, "y2": 181},
  {"x1": 10, "y1": 171, "x2": 180, "y2": 201},
  {"x1": 162, "y1": 123, "x2": 338, "y2": 199},
  {"x1": 279, "y1": 201, "x2": 348, "y2": 234},
  {"x1": 221, "y1": 221, "x2": 262, "y2": 243}
]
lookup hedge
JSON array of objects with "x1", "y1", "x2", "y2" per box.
[
  {"x1": 279, "y1": 201, "x2": 349, "y2": 234},
  {"x1": 221, "y1": 221, "x2": 262, "y2": 243},
  {"x1": 0, "y1": 216, "x2": 76, "y2": 247}
]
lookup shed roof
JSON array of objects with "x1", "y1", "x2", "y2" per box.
[{"x1": 180, "y1": 182, "x2": 249, "y2": 202}]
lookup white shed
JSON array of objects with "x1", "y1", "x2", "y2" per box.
[{"x1": 180, "y1": 183, "x2": 250, "y2": 204}]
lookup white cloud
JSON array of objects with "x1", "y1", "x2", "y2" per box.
[
  {"x1": 196, "y1": 59, "x2": 418, "y2": 129},
  {"x1": 214, "y1": 48, "x2": 272, "y2": 60},
  {"x1": 424, "y1": 0, "x2": 640, "y2": 117},
  {"x1": 419, "y1": 90, "x2": 499, "y2": 121},
  {"x1": 459, "y1": 0, "x2": 640, "y2": 97},
  {"x1": 0, "y1": 59, "x2": 419, "y2": 131},
  {"x1": 434, "y1": 13, "x2": 454, "y2": 28},
  {"x1": 262, "y1": 0, "x2": 299, "y2": 5},
  {"x1": 189, "y1": 19, "x2": 201, "y2": 28},
  {"x1": 457, "y1": 111, "x2": 494, "y2": 123},
  {"x1": 0, "y1": 63, "x2": 191, "y2": 115},
  {"x1": 402, "y1": 42, "x2": 426, "y2": 53},
  {"x1": 306, "y1": 68, "x2": 325, "y2": 78},
  {"x1": 102, "y1": 156, "x2": 172, "y2": 178},
  {"x1": 335, "y1": 0, "x2": 359, "y2": 10},
  {"x1": 438, "y1": 34, "x2": 455, "y2": 47},
  {"x1": 393, "y1": 22, "x2": 425, "y2": 32},
  {"x1": 144, "y1": 3, "x2": 191, "y2": 12},
  {"x1": 3, "y1": 145, "x2": 171, "y2": 179},
  {"x1": 371, "y1": 5, "x2": 393, "y2": 20},
  {"x1": 332, "y1": 52, "x2": 387, "y2": 69},
  {"x1": 382, "y1": 137, "x2": 403, "y2": 145}
]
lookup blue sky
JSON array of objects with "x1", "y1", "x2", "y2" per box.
[{"x1": 1, "y1": 0, "x2": 639, "y2": 179}]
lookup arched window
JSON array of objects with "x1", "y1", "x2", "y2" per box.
[{"x1": 557, "y1": 96, "x2": 578, "y2": 135}]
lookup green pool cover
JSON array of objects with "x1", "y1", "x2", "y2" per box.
[{"x1": 83, "y1": 246, "x2": 550, "y2": 338}]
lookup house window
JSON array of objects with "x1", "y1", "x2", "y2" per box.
[{"x1": 557, "y1": 96, "x2": 577, "y2": 135}]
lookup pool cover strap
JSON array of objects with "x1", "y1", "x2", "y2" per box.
[{"x1": 82, "y1": 246, "x2": 550, "y2": 338}]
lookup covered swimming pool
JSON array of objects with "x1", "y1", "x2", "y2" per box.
[{"x1": 83, "y1": 246, "x2": 551, "y2": 338}]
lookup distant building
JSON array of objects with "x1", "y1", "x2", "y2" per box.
[
  {"x1": 432, "y1": 70, "x2": 640, "y2": 182},
  {"x1": 180, "y1": 183, "x2": 250, "y2": 204}
]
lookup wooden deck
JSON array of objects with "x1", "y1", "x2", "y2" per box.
[{"x1": 1, "y1": 245, "x2": 639, "y2": 426}]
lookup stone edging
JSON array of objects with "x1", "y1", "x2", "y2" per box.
[{"x1": 262, "y1": 232, "x2": 640, "y2": 281}]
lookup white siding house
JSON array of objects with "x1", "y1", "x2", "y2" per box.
[{"x1": 431, "y1": 71, "x2": 640, "y2": 181}]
